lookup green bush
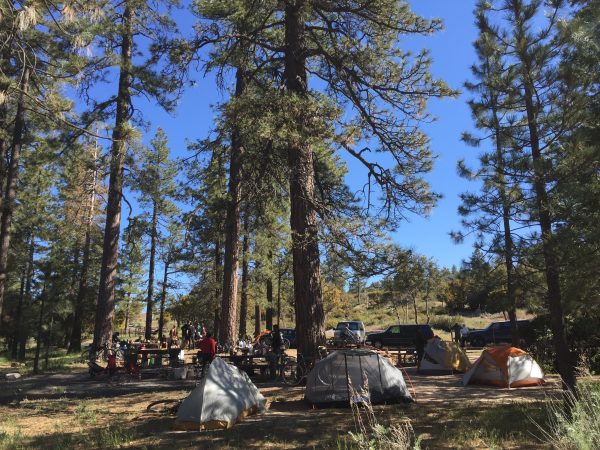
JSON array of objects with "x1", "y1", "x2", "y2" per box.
[
  {"x1": 535, "y1": 381, "x2": 600, "y2": 450},
  {"x1": 427, "y1": 315, "x2": 456, "y2": 332}
]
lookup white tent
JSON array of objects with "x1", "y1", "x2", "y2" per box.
[
  {"x1": 175, "y1": 357, "x2": 267, "y2": 430},
  {"x1": 419, "y1": 338, "x2": 471, "y2": 375},
  {"x1": 304, "y1": 349, "x2": 412, "y2": 406},
  {"x1": 463, "y1": 346, "x2": 544, "y2": 388}
]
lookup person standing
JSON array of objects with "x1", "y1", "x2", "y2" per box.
[
  {"x1": 188, "y1": 321, "x2": 196, "y2": 350},
  {"x1": 414, "y1": 329, "x2": 427, "y2": 369},
  {"x1": 270, "y1": 325, "x2": 283, "y2": 356},
  {"x1": 198, "y1": 332, "x2": 216, "y2": 377},
  {"x1": 181, "y1": 321, "x2": 189, "y2": 349},
  {"x1": 168, "y1": 325, "x2": 178, "y2": 348},
  {"x1": 451, "y1": 323, "x2": 462, "y2": 344},
  {"x1": 460, "y1": 324, "x2": 470, "y2": 347}
]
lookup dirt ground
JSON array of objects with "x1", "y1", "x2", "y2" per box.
[{"x1": 0, "y1": 349, "x2": 565, "y2": 449}]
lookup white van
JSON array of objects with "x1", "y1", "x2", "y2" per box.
[{"x1": 333, "y1": 320, "x2": 366, "y2": 344}]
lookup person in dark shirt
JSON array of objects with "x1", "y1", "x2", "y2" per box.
[
  {"x1": 270, "y1": 325, "x2": 283, "y2": 355},
  {"x1": 181, "y1": 322, "x2": 189, "y2": 349},
  {"x1": 414, "y1": 329, "x2": 427, "y2": 369},
  {"x1": 188, "y1": 322, "x2": 196, "y2": 350},
  {"x1": 451, "y1": 323, "x2": 462, "y2": 344}
]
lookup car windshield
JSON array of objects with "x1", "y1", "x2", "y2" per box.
[{"x1": 337, "y1": 322, "x2": 360, "y2": 331}]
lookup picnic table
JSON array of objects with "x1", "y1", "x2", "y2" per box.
[
  {"x1": 218, "y1": 353, "x2": 284, "y2": 378},
  {"x1": 137, "y1": 347, "x2": 183, "y2": 368}
]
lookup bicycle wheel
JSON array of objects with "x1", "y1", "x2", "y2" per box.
[{"x1": 282, "y1": 361, "x2": 303, "y2": 386}]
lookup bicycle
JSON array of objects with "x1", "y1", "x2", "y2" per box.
[{"x1": 281, "y1": 350, "x2": 325, "y2": 386}]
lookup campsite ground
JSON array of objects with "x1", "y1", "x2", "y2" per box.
[{"x1": 0, "y1": 348, "x2": 572, "y2": 449}]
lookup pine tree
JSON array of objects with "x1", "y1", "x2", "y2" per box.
[
  {"x1": 134, "y1": 128, "x2": 178, "y2": 339},
  {"x1": 456, "y1": 5, "x2": 527, "y2": 345},
  {"x1": 474, "y1": 0, "x2": 579, "y2": 391},
  {"x1": 90, "y1": 0, "x2": 184, "y2": 350}
]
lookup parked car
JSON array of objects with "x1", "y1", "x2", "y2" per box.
[
  {"x1": 333, "y1": 321, "x2": 366, "y2": 345},
  {"x1": 365, "y1": 324, "x2": 434, "y2": 349},
  {"x1": 280, "y1": 328, "x2": 297, "y2": 349},
  {"x1": 465, "y1": 320, "x2": 531, "y2": 347}
]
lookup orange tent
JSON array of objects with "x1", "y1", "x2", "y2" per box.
[{"x1": 463, "y1": 346, "x2": 544, "y2": 388}]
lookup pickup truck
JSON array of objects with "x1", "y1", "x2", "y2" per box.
[{"x1": 465, "y1": 320, "x2": 531, "y2": 347}]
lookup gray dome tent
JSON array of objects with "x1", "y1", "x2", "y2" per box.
[{"x1": 304, "y1": 349, "x2": 412, "y2": 406}]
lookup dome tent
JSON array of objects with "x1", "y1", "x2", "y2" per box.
[
  {"x1": 418, "y1": 338, "x2": 471, "y2": 375},
  {"x1": 304, "y1": 349, "x2": 412, "y2": 406},
  {"x1": 175, "y1": 357, "x2": 267, "y2": 430},
  {"x1": 463, "y1": 346, "x2": 544, "y2": 388}
]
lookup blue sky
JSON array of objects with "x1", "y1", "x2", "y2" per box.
[{"x1": 135, "y1": 1, "x2": 482, "y2": 270}]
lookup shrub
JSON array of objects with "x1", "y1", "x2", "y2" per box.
[
  {"x1": 534, "y1": 380, "x2": 600, "y2": 450},
  {"x1": 338, "y1": 380, "x2": 421, "y2": 450},
  {"x1": 427, "y1": 315, "x2": 456, "y2": 332}
]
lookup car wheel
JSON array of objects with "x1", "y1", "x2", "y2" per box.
[{"x1": 373, "y1": 341, "x2": 382, "y2": 349}]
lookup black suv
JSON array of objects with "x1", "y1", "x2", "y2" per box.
[
  {"x1": 465, "y1": 320, "x2": 531, "y2": 347},
  {"x1": 366, "y1": 324, "x2": 434, "y2": 349}
]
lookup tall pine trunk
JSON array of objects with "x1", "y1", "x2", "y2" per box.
[
  {"x1": 266, "y1": 278, "x2": 274, "y2": 330},
  {"x1": 213, "y1": 237, "x2": 222, "y2": 338},
  {"x1": 145, "y1": 204, "x2": 158, "y2": 339},
  {"x1": 0, "y1": 66, "x2": 30, "y2": 321},
  {"x1": 12, "y1": 232, "x2": 34, "y2": 358},
  {"x1": 513, "y1": 8, "x2": 575, "y2": 390},
  {"x1": 158, "y1": 258, "x2": 169, "y2": 339},
  {"x1": 69, "y1": 145, "x2": 98, "y2": 352},
  {"x1": 254, "y1": 302, "x2": 261, "y2": 336},
  {"x1": 11, "y1": 272, "x2": 26, "y2": 358},
  {"x1": 492, "y1": 104, "x2": 519, "y2": 346},
  {"x1": 219, "y1": 69, "x2": 246, "y2": 346},
  {"x1": 33, "y1": 283, "x2": 47, "y2": 374},
  {"x1": 123, "y1": 290, "x2": 132, "y2": 335},
  {"x1": 283, "y1": 1, "x2": 325, "y2": 358},
  {"x1": 93, "y1": 1, "x2": 133, "y2": 349},
  {"x1": 238, "y1": 217, "x2": 249, "y2": 338}
]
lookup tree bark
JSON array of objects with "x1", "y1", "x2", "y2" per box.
[
  {"x1": 513, "y1": 6, "x2": 575, "y2": 390},
  {"x1": 254, "y1": 302, "x2": 261, "y2": 336},
  {"x1": 145, "y1": 203, "x2": 158, "y2": 339},
  {"x1": 491, "y1": 103, "x2": 519, "y2": 347},
  {"x1": 123, "y1": 291, "x2": 131, "y2": 335},
  {"x1": 413, "y1": 294, "x2": 419, "y2": 325},
  {"x1": 212, "y1": 236, "x2": 222, "y2": 338},
  {"x1": 277, "y1": 267, "x2": 283, "y2": 328},
  {"x1": 93, "y1": 1, "x2": 133, "y2": 350},
  {"x1": 238, "y1": 218, "x2": 249, "y2": 338},
  {"x1": 158, "y1": 258, "x2": 170, "y2": 339},
  {"x1": 69, "y1": 144, "x2": 98, "y2": 352},
  {"x1": 284, "y1": 0, "x2": 325, "y2": 358},
  {"x1": 266, "y1": 278, "x2": 274, "y2": 331},
  {"x1": 12, "y1": 231, "x2": 34, "y2": 358},
  {"x1": 33, "y1": 285, "x2": 46, "y2": 374},
  {"x1": 0, "y1": 66, "x2": 30, "y2": 321},
  {"x1": 11, "y1": 272, "x2": 26, "y2": 359},
  {"x1": 219, "y1": 69, "x2": 246, "y2": 346}
]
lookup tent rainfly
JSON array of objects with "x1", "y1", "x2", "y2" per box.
[
  {"x1": 419, "y1": 338, "x2": 471, "y2": 375},
  {"x1": 304, "y1": 349, "x2": 412, "y2": 406},
  {"x1": 175, "y1": 357, "x2": 267, "y2": 430},
  {"x1": 463, "y1": 346, "x2": 544, "y2": 388}
]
